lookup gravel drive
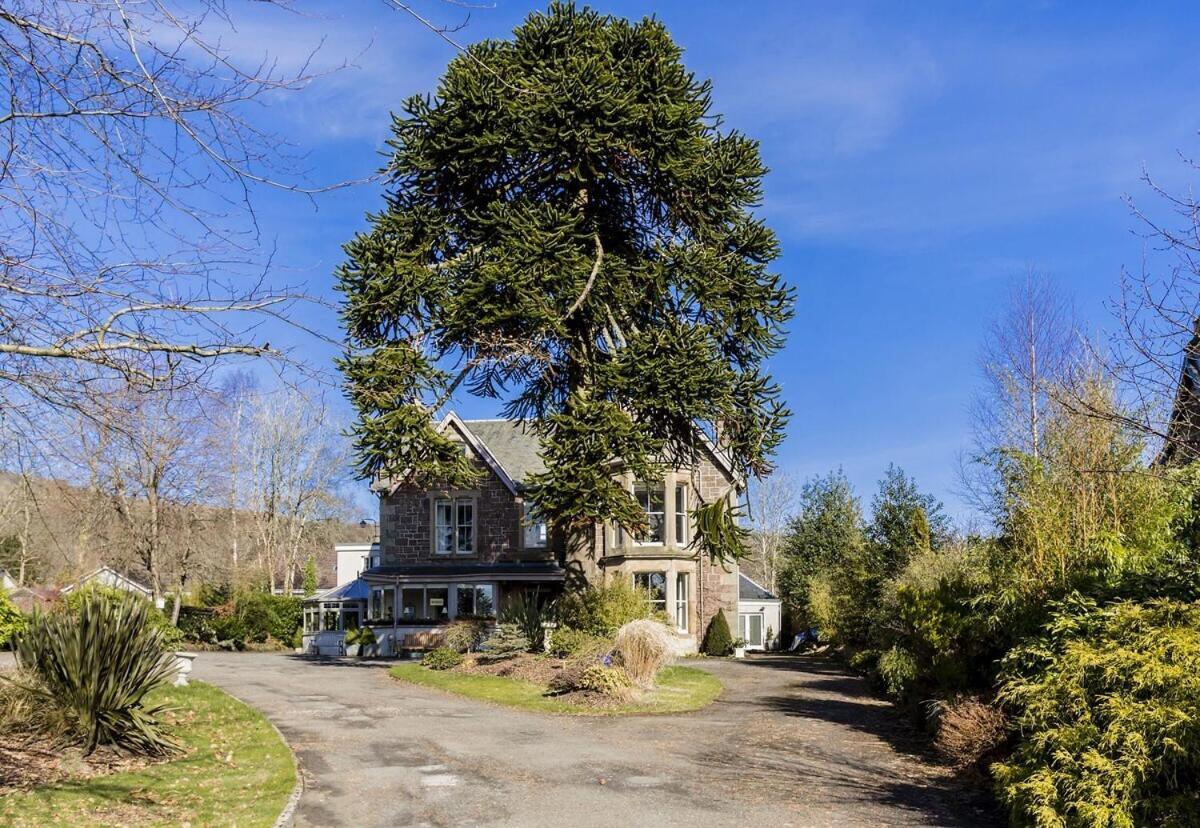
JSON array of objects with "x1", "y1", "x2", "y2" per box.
[{"x1": 190, "y1": 652, "x2": 998, "y2": 827}]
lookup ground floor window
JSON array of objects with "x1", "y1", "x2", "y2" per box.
[
  {"x1": 456, "y1": 584, "x2": 496, "y2": 617},
  {"x1": 370, "y1": 586, "x2": 394, "y2": 622},
  {"x1": 400, "y1": 585, "x2": 451, "y2": 621},
  {"x1": 323, "y1": 609, "x2": 340, "y2": 631},
  {"x1": 304, "y1": 608, "x2": 318, "y2": 634},
  {"x1": 739, "y1": 612, "x2": 764, "y2": 647},
  {"x1": 634, "y1": 572, "x2": 667, "y2": 615},
  {"x1": 675, "y1": 573, "x2": 690, "y2": 632},
  {"x1": 342, "y1": 609, "x2": 360, "y2": 630}
]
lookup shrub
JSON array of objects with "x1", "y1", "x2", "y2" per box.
[
  {"x1": 209, "y1": 613, "x2": 247, "y2": 650},
  {"x1": 479, "y1": 623, "x2": 529, "y2": 661},
  {"x1": 877, "y1": 645, "x2": 918, "y2": 699},
  {"x1": 846, "y1": 648, "x2": 880, "y2": 673},
  {"x1": 613, "y1": 619, "x2": 674, "y2": 686},
  {"x1": 701, "y1": 611, "x2": 733, "y2": 656},
  {"x1": 345, "y1": 626, "x2": 376, "y2": 656},
  {"x1": 546, "y1": 663, "x2": 588, "y2": 695},
  {"x1": 576, "y1": 664, "x2": 633, "y2": 699},
  {"x1": 994, "y1": 595, "x2": 1200, "y2": 827},
  {"x1": 177, "y1": 606, "x2": 218, "y2": 645},
  {"x1": 0, "y1": 587, "x2": 27, "y2": 648},
  {"x1": 63, "y1": 585, "x2": 183, "y2": 651},
  {"x1": 11, "y1": 590, "x2": 180, "y2": 756},
  {"x1": 423, "y1": 646, "x2": 464, "y2": 671},
  {"x1": 445, "y1": 619, "x2": 489, "y2": 653},
  {"x1": 558, "y1": 579, "x2": 659, "y2": 636},
  {"x1": 547, "y1": 626, "x2": 611, "y2": 660},
  {"x1": 931, "y1": 695, "x2": 1008, "y2": 771},
  {"x1": 501, "y1": 588, "x2": 554, "y2": 650}
]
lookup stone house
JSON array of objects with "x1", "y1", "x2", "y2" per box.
[{"x1": 342, "y1": 412, "x2": 743, "y2": 653}]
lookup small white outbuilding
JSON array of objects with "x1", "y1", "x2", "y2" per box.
[{"x1": 736, "y1": 573, "x2": 782, "y2": 651}]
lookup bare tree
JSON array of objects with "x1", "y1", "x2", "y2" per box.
[
  {"x1": 747, "y1": 471, "x2": 798, "y2": 593},
  {"x1": 1107, "y1": 163, "x2": 1200, "y2": 464},
  {"x1": 963, "y1": 270, "x2": 1081, "y2": 520},
  {"x1": 0, "y1": 1, "x2": 354, "y2": 428},
  {"x1": 243, "y1": 388, "x2": 349, "y2": 594}
]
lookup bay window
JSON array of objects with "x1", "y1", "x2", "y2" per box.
[
  {"x1": 675, "y1": 572, "x2": 690, "y2": 631},
  {"x1": 435, "y1": 497, "x2": 474, "y2": 555},
  {"x1": 675, "y1": 483, "x2": 688, "y2": 545},
  {"x1": 634, "y1": 483, "x2": 665, "y2": 544},
  {"x1": 634, "y1": 571, "x2": 667, "y2": 615}
]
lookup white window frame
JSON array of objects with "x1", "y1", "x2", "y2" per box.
[
  {"x1": 674, "y1": 483, "x2": 688, "y2": 546},
  {"x1": 633, "y1": 482, "x2": 665, "y2": 545},
  {"x1": 434, "y1": 496, "x2": 475, "y2": 555},
  {"x1": 675, "y1": 572, "x2": 690, "y2": 632},
  {"x1": 633, "y1": 571, "x2": 668, "y2": 615}
]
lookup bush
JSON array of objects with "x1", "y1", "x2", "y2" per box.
[
  {"x1": 445, "y1": 619, "x2": 489, "y2": 653},
  {"x1": 994, "y1": 595, "x2": 1200, "y2": 827},
  {"x1": 423, "y1": 646, "x2": 464, "y2": 671},
  {"x1": 576, "y1": 664, "x2": 633, "y2": 699},
  {"x1": 501, "y1": 588, "x2": 554, "y2": 651},
  {"x1": 931, "y1": 695, "x2": 1008, "y2": 771},
  {"x1": 0, "y1": 587, "x2": 27, "y2": 648},
  {"x1": 62, "y1": 585, "x2": 182, "y2": 650},
  {"x1": 877, "y1": 645, "x2": 918, "y2": 699},
  {"x1": 11, "y1": 590, "x2": 180, "y2": 756},
  {"x1": 558, "y1": 579, "x2": 659, "y2": 636},
  {"x1": 479, "y1": 623, "x2": 529, "y2": 661},
  {"x1": 233, "y1": 592, "x2": 301, "y2": 644},
  {"x1": 547, "y1": 626, "x2": 611, "y2": 660},
  {"x1": 701, "y1": 611, "x2": 733, "y2": 656},
  {"x1": 612, "y1": 619, "x2": 674, "y2": 686}
]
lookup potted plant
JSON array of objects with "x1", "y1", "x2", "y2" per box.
[
  {"x1": 733, "y1": 638, "x2": 747, "y2": 659},
  {"x1": 345, "y1": 626, "x2": 377, "y2": 657}
]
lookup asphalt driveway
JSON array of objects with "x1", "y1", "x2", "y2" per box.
[{"x1": 191, "y1": 652, "x2": 997, "y2": 827}]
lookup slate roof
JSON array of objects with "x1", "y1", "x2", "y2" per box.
[
  {"x1": 461, "y1": 419, "x2": 546, "y2": 485},
  {"x1": 739, "y1": 573, "x2": 779, "y2": 601}
]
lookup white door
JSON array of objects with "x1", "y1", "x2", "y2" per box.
[{"x1": 739, "y1": 613, "x2": 764, "y2": 647}]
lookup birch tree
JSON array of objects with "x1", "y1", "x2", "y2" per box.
[{"x1": 244, "y1": 389, "x2": 348, "y2": 593}]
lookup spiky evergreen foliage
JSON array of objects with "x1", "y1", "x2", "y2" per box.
[
  {"x1": 11, "y1": 590, "x2": 179, "y2": 756},
  {"x1": 337, "y1": 2, "x2": 792, "y2": 562}
]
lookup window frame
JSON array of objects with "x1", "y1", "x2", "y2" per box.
[
  {"x1": 633, "y1": 571, "x2": 668, "y2": 615},
  {"x1": 633, "y1": 482, "x2": 666, "y2": 545},
  {"x1": 674, "y1": 483, "x2": 688, "y2": 546},
  {"x1": 434, "y1": 495, "x2": 475, "y2": 556},
  {"x1": 523, "y1": 504, "x2": 547, "y2": 549},
  {"x1": 675, "y1": 572, "x2": 690, "y2": 632}
]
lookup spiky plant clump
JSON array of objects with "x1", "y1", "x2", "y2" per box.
[
  {"x1": 701, "y1": 611, "x2": 734, "y2": 656},
  {"x1": 12, "y1": 590, "x2": 180, "y2": 756},
  {"x1": 613, "y1": 619, "x2": 675, "y2": 686}
]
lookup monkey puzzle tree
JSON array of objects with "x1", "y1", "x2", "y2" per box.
[{"x1": 338, "y1": 3, "x2": 793, "y2": 563}]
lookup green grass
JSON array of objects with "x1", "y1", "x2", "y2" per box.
[
  {"x1": 390, "y1": 662, "x2": 723, "y2": 715},
  {"x1": 0, "y1": 681, "x2": 296, "y2": 827}
]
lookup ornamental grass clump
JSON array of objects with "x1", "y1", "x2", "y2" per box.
[
  {"x1": 613, "y1": 619, "x2": 674, "y2": 686},
  {"x1": 10, "y1": 590, "x2": 180, "y2": 756}
]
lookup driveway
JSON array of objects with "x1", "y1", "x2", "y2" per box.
[{"x1": 192, "y1": 652, "x2": 997, "y2": 827}]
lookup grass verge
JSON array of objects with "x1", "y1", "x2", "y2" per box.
[
  {"x1": 0, "y1": 680, "x2": 296, "y2": 827},
  {"x1": 390, "y1": 662, "x2": 722, "y2": 715}
]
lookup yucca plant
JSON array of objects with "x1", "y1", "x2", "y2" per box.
[
  {"x1": 11, "y1": 590, "x2": 180, "y2": 756},
  {"x1": 345, "y1": 625, "x2": 376, "y2": 657}
]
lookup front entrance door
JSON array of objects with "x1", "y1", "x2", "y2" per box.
[{"x1": 739, "y1": 612, "x2": 764, "y2": 647}]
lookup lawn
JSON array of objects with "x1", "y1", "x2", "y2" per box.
[
  {"x1": 391, "y1": 662, "x2": 723, "y2": 715},
  {"x1": 0, "y1": 680, "x2": 296, "y2": 827}
]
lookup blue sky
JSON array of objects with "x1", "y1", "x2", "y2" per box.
[{"x1": 227, "y1": 1, "x2": 1200, "y2": 522}]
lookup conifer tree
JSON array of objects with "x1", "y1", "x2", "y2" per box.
[{"x1": 338, "y1": 3, "x2": 793, "y2": 562}]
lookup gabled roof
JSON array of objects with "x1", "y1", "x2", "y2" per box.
[
  {"x1": 61, "y1": 566, "x2": 152, "y2": 597},
  {"x1": 739, "y1": 573, "x2": 780, "y2": 602},
  {"x1": 380, "y1": 411, "x2": 738, "y2": 495}
]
